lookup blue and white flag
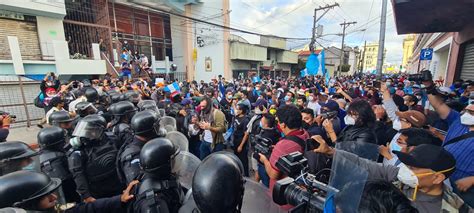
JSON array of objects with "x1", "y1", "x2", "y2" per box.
[
  {"x1": 300, "y1": 68, "x2": 308, "y2": 78},
  {"x1": 252, "y1": 76, "x2": 261, "y2": 83},
  {"x1": 317, "y1": 50, "x2": 326, "y2": 76},
  {"x1": 163, "y1": 82, "x2": 180, "y2": 93},
  {"x1": 306, "y1": 53, "x2": 319, "y2": 76}
]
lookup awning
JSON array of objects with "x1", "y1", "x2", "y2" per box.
[{"x1": 392, "y1": 0, "x2": 474, "y2": 34}]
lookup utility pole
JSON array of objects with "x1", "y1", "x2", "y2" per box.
[
  {"x1": 360, "y1": 41, "x2": 367, "y2": 74},
  {"x1": 309, "y1": 3, "x2": 339, "y2": 53},
  {"x1": 337, "y1": 21, "x2": 357, "y2": 76},
  {"x1": 376, "y1": 0, "x2": 388, "y2": 79}
]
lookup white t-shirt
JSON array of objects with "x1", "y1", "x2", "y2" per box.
[
  {"x1": 307, "y1": 101, "x2": 321, "y2": 115},
  {"x1": 203, "y1": 129, "x2": 213, "y2": 143},
  {"x1": 45, "y1": 107, "x2": 66, "y2": 124}
]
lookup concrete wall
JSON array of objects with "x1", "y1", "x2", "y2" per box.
[
  {"x1": 276, "y1": 50, "x2": 297, "y2": 64},
  {"x1": 170, "y1": 14, "x2": 186, "y2": 75},
  {"x1": 0, "y1": 0, "x2": 66, "y2": 19},
  {"x1": 260, "y1": 36, "x2": 286, "y2": 50},
  {"x1": 36, "y1": 16, "x2": 66, "y2": 60},
  {"x1": 231, "y1": 60, "x2": 251, "y2": 70}
]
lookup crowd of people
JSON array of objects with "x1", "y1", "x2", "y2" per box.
[{"x1": 0, "y1": 70, "x2": 473, "y2": 212}]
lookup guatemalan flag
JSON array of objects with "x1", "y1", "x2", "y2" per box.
[
  {"x1": 306, "y1": 53, "x2": 319, "y2": 76},
  {"x1": 300, "y1": 68, "x2": 308, "y2": 78},
  {"x1": 318, "y1": 50, "x2": 326, "y2": 76},
  {"x1": 163, "y1": 82, "x2": 180, "y2": 93},
  {"x1": 252, "y1": 76, "x2": 261, "y2": 83}
]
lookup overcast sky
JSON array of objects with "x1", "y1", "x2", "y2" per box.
[{"x1": 228, "y1": 0, "x2": 407, "y2": 64}]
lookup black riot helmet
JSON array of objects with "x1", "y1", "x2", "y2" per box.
[
  {"x1": 0, "y1": 141, "x2": 38, "y2": 164},
  {"x1": 85, "y1": 88, "x2": 99, "y2": 103},
  {"x1": 48, "y1": 111, "x2": 75, "y2": 127},
  {"x1": 192, "y1": 152, "x2": 245, "y2": 213},
  {"x1": 131, "y1": 110, "x2": 162, "y2": 138},
  {"x1": 139, "y1": 138, "x2": 179, "y2": 178},
  {"x1": 72, "y1": 114, "x2": 106, "y2": 140},
  {"x1": 125, "y1": 90, "x2": 141, "y2": 106},
  {"x1": 110, "y1": 101, "x2": 136, "y2": 116},
  {"x1": 37, "y1": 127, "x2": 66, "y2": 150},
  {"x1": 0, "y1": 171, "x2": 61, "y2": 209},
  {"x1": 75, "y1": 102, "x2": 98, "y2": 117}
]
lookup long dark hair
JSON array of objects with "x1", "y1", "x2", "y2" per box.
[{"x1": 347, "y1": 99, "x2": 376, "y2": 128}]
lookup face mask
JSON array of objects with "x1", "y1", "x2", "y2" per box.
[
  {"x1": 460, "y1": 112, "x2": 474, "y2": 126},
  {"x1": 22, "y1": 162, "x2": 35, "y2": 171},
  {"x1": 259, "y1": 121, "x2": 263, "y2": 129},
  {"x1": 227, "y1": 95, "x2": 233, "y2": 99},
  {"x1": 386, "y1": 82, "x2": 392, "y2": 87},
  {"x1": 308, "y1": 96, "x2": 314, "y2": 101},
  {"x1": 70, "y1": 137, "x2": 82, "y2": 148},
  {"x1": 284, "y1": 96, "x2": 290, "y2": 102},
  {"x1": 390, "y1": 139, "x2": 402, "y2": 152},
  {"x1": 397, "y1": 164, "x2": 418, "y2": 188},
  {"x1": 344, "y1": 115, "x2": 356, "y2": 125},
  {"x1": 393, "y1": 119, "x2": 402, "y2": 131}
]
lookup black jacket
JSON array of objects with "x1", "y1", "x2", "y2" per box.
[{"x1": 337, "y1": 125, "x2": 378, "y2": 144}]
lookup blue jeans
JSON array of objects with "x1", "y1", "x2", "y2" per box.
[
  {"x1": 258, "y1": 163, "x2": 270, "y2": 187},
  {"x1": 199, "y1": 142, "x2": 224, "y2": 160}
]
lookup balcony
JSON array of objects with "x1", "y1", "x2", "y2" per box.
[{"x1": 230, "y1": 42, "x2": 267, "y2": 62}]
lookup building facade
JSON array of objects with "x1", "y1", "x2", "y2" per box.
[{"x1": 401, "y1": 34, "x2": 415, "y2": 70}]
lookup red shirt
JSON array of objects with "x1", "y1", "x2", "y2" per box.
[{"x1": 268, "y1": 129, "x2": 309, "y2": 195}]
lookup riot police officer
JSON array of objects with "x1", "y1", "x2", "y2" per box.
[
  {"x1": 0, "y1": 141, "x2": 38, "y2": 175},
  {"x1": 0, "y1": 170, "x2": 138, "y2": 213},
  {"x1": 129, "y1": 138, "x2": 183, "y2": 213},
  {"x1": 84, "y1": 88, "x2": 106, "y2": 113},
  {"x1": 49, "y1": 111, "x2": 76, "y2": 137},
  {"x1": 117, "y1": 110, "x2": 163, "y2": 185},
  {"x1": 179, "y1": 152, "x2": 245, "y2": 213},
  {"x1": 38, "y1": 127, "x2": 80, "y2": 203},
  {"x1": 109, "y1": 101, "x2": 136, "y2": 149},
  {"x1": 67, "y1": 114, "x2": 123, "y2": 202},
  {"x1": 75, "y1": 102, "x2": 98, "y2": 118}
]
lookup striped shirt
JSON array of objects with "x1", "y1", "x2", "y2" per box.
[{"x1": 443, "y1": 110, "x2": 474, "y2": 182}]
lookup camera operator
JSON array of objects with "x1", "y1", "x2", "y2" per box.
[
  {"x1": 0, "y1": 114, "x2": 12, "y2": 142},
  {"x1": 258, "y1": 105, "x2": 309, "y2": 198},
  {"x1": 423, "y1": 72, "x2": 474, "y2": 207},
  {"x1": 255, "y1": 113, "x2": 280, "y2": 187},
  {"x1": 312, "y1": 136, "x2": 471, "y2": 212}
]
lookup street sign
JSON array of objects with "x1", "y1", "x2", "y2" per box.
[{"x1": 420, "y1": 48, "x2": 433, "y2": 60}]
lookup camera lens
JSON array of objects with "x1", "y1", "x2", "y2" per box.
[{"x1": 285, "y1": 183, "x2": 311, "y2": 207}]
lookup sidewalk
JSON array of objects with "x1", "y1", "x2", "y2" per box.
[{"x1": 7, "y1": 126, "x2": 40, "y2": 145}]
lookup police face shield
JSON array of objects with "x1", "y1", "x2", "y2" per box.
[
  {"x1": 160, "y1": 116, "x2": 177, "y2": 132},
  {"x1": 165, "y1": 131, "x2": 189, "y2": 152},
  {"x1": 171, "y1": 151, "x2": 200, "y2": 190},
  {"x1": 72, "y1": 121, "x2": 104, "y2": 140},
  {"x1": 242, "y1": 178, "x2": 286, "y2": 213}
]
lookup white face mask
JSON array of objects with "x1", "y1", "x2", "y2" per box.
[
  {"x1": 308, "y1": 96, "x2": 314, "y2": 101},
  {"x1": 393, "y1": 119, "x2": 402, "y2": 131},
  {"x1": 397, "y1": 164, "x2": 418, "y2": 188},
  {"x1": 344, "y1": 115, "x2": 356, "y2": 125},
  {"x1": 460, "y1": 112, "x2": 474, "y2": 126}
]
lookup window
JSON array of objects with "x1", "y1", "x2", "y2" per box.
[{"x1": 267, "y1": 49, "x2": 271, "y2": 60}]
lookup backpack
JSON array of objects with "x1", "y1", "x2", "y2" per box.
[
  {"x1": 34, "y1": 92, "x2": 45, "y2": 108},
  {"x1": 285, "y1": 135, "x2": 332, "y2": 183},
  {"x1": 39, "y1": 151, "x2": 71, "y2": 181}
]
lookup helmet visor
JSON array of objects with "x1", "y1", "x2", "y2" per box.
[{"x1": 72, "y1": 121, "x2": 103, "y2": 139}]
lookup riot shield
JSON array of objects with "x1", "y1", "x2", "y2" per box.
[
  {"x1": 241, "y1": 178, "x2": 286, "y2": 213},
  {"x1": 165, "y1": 131, "x2": 189, "y2": 152},
  {"x1": 172, "y1": 151, "x2": 201, "y2": 190},
  {"x1": 158, "y1": 109, "x2": 166, "y2": 117},
  {"x1": 326, "y1": 142, "x2": 374, "y2": 213},
  {"x1": 160, "y1": 116, "x2": 176, "y2": 132},
  {"x1": 335, "y1": 141, "x2": 380, "y2": 161}
]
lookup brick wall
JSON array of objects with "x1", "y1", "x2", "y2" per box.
[{"x1": 0, "y1": 18, "x2": 42, "y2": 60}]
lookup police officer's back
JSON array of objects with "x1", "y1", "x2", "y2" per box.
[
  {"x1": 117, "y1": 110, "x2": 163, "y2": 185},
  {"x1": 109, "y1": 101, "x2": 136, "y2": 149},
  {"x1": 129, "y1": 138, "x2": 183, "y2": 213},
  {"x1": 67, "y1": 114, "x2": 122, "y2": 201},
  {"x1": 38, "y1": 127, "x2": 80, "y2": 203}
]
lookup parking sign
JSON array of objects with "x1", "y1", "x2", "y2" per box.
[{"x1": 420, "y1": 48, "x2": 433, "y2": 60}]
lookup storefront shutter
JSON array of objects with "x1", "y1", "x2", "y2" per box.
[{"x1": 460, "y1": 42, "x2": 474, "y2": 80}]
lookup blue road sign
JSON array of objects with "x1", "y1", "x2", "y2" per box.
[{"x1": 420, "y1": 48, "x2": 433, "y2": 60}]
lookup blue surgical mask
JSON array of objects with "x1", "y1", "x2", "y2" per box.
[
  {"x1": 22, "y1": 162, "x2": 35, "y2": 171},
  {"x1": 390, "y1": 139, "x2": 402, "y2": 152},
  {"x1": 284, "y1": 96, "x2": 290, "y2": 102}
]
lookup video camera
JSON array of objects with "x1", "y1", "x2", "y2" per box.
[
  {"x1": 253, "y1": 135, "x2": 274, "y2": 160},
  {"x1": 0, "y1": 111, "x2": 16, "y2": 119},
  {"x1": 320, "y1": 111, "x2": 337, "y2": 120},
  {"x1": 408, "y1": 70, "x2": 432, "y2": 82},
  {"x1": 274, "y1": 151, "x2": 338, "y2": 212}
]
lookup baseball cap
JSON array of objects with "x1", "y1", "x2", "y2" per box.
[
  {"x1": 395, "y1": 110, "x2": 426, "y2": 127},
  {"x1": 321, "y1": 100, "x2": 339, "y2": 112},
  {"x1": 394, "y1": 144, "x2": 456, "y2": 177},
  {"x1": 252, "y1": 98, "x2": 267, "y2": 108},
  {"x1": 181, "y1": 98, "x2": 192, "y2": 106}
]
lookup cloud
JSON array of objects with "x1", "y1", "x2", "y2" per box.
[{"x1": 230, "y1": 0, "x2": 406, "y2": 64}]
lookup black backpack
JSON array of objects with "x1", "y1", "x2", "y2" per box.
[
  {"x1": 40, "y1": 150, "x2": 72, "y2": 181},
  {"x1": 285, "y1": 135, "x2": 332, "y2": 184}
]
